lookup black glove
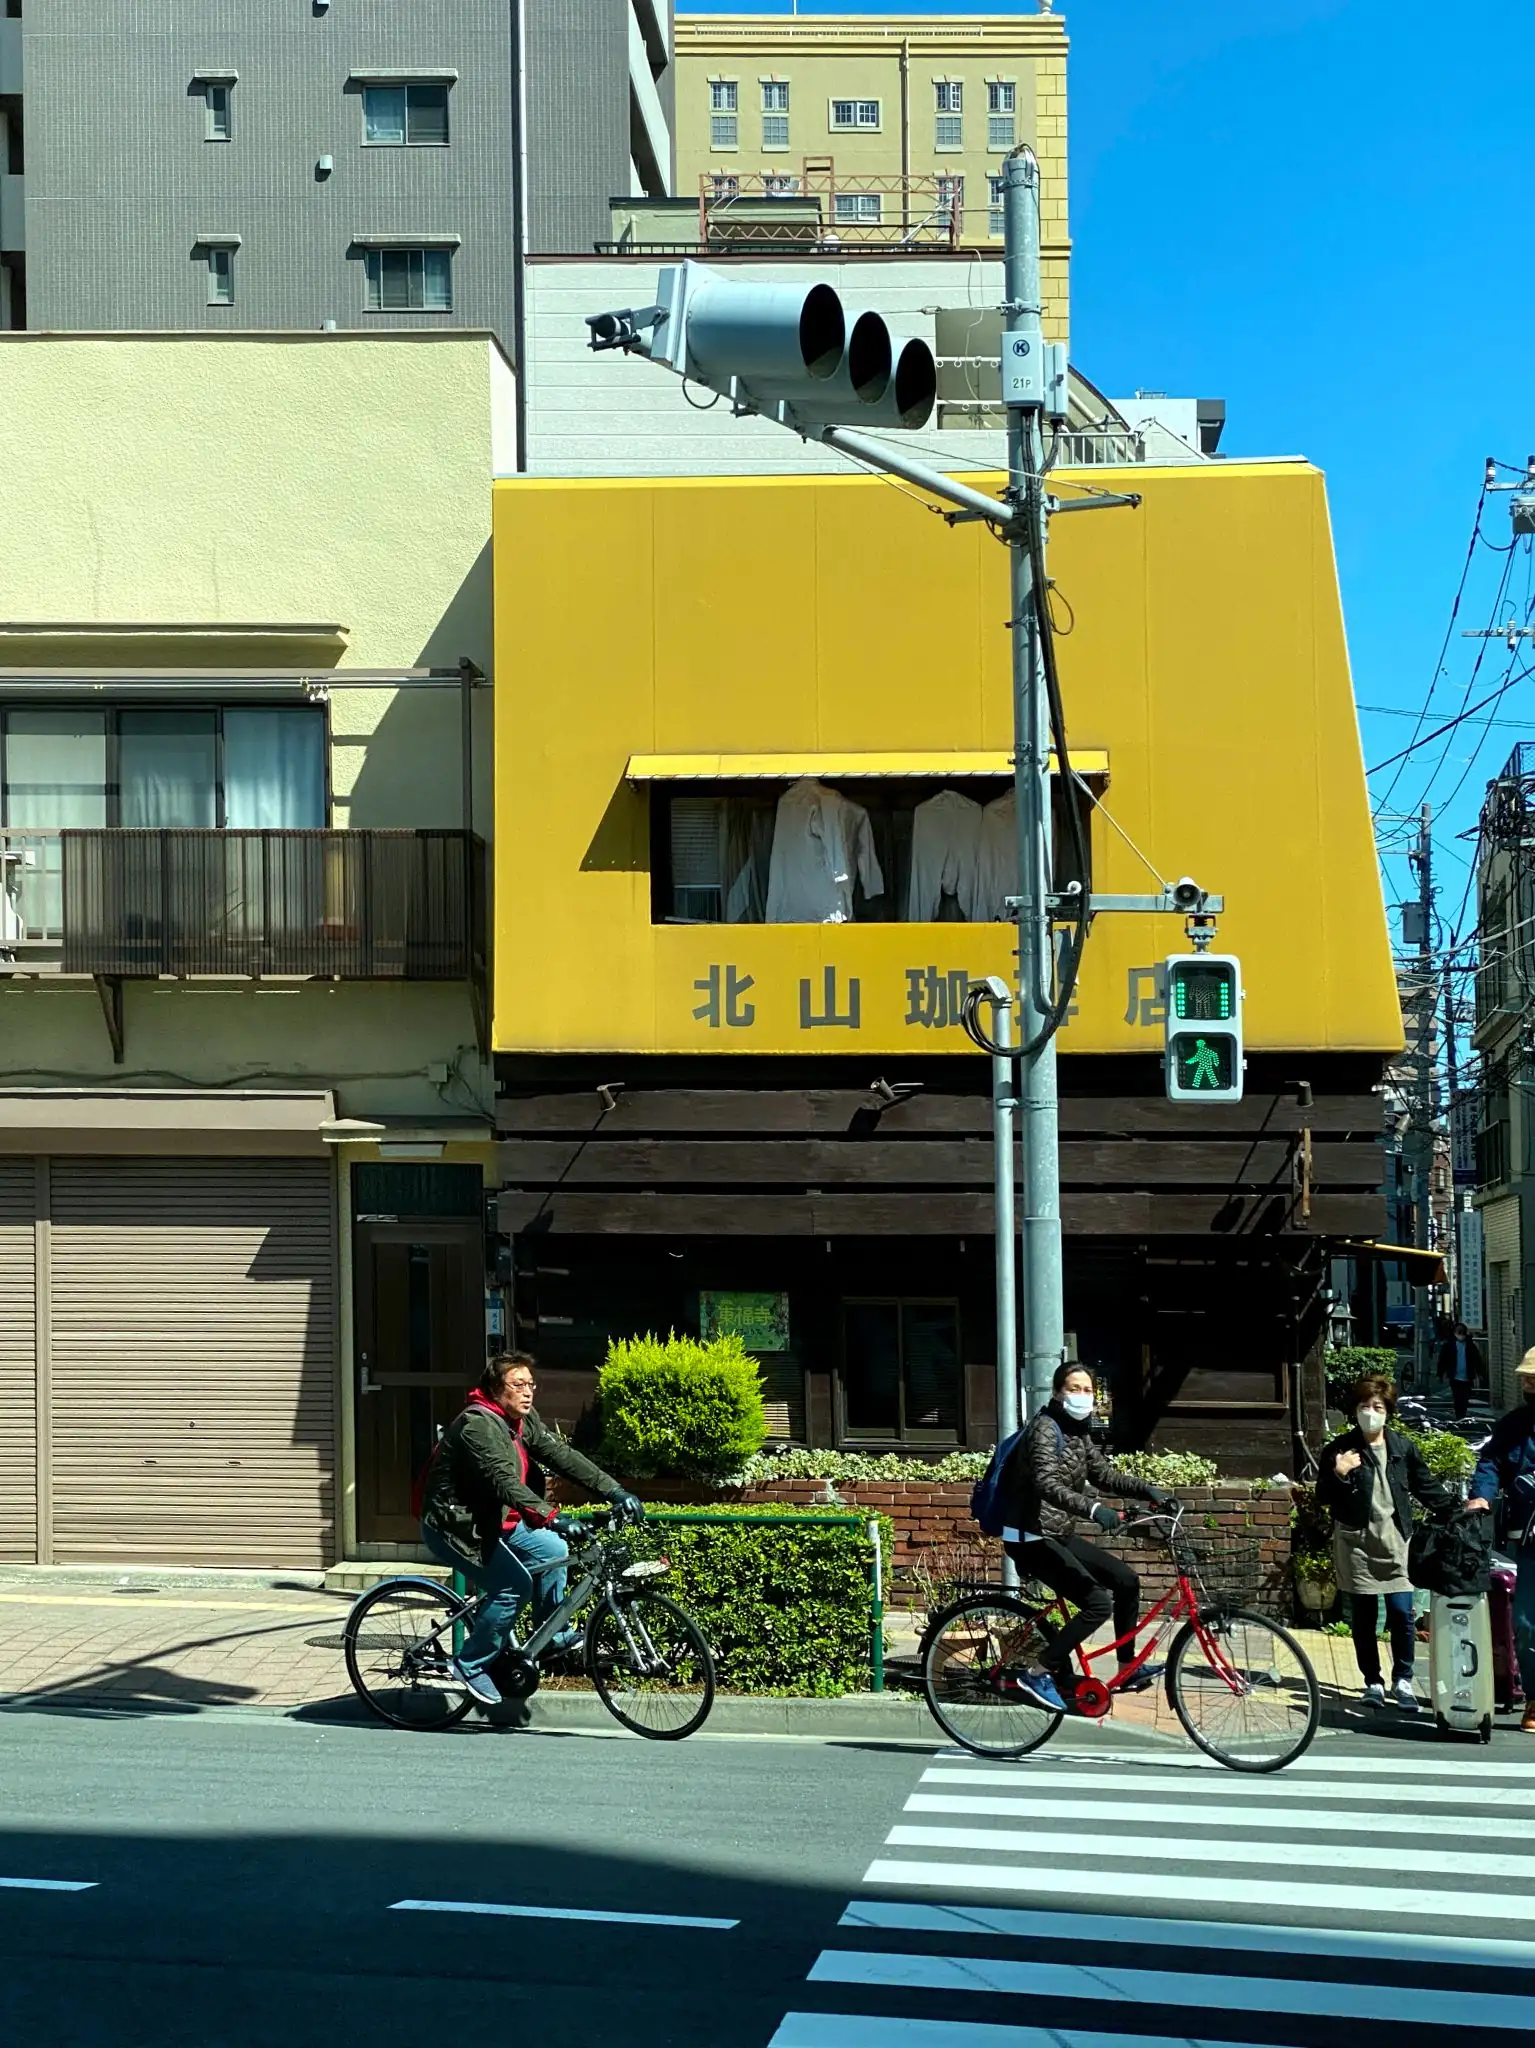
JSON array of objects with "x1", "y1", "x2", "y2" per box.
[
  {"x1": 1091, "y1": 1504, "x2": 1123, "y2": 1532},
  {"x1": 550, "y1": 1513, "x2": 581, "y2": 1541},
  {"x1": 1142, "y1": 1486, "x2": 1176, "y2": 1510},
  {"x1": 610, "y1": 1491, "x2": 645, "y2": 1525}
]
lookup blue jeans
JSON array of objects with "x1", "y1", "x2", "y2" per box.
[
  {"x1": 421, "y1": 1522, "x2": 569, "y2": 1676},
  {"x1": 1517, "y1": 1544, "x2": 1535, "y2": 1699},
  {"x1": 1349, "y1": 1590, "x2": 1416, "y2": 1686}
]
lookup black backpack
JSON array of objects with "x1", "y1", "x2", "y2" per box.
[{"x1": 1408, "y1": 1507, "x2": 1493, "y2": 1599}]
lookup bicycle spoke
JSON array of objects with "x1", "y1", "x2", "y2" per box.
[
  {"x1": 1168, "y1": 1608, "x2": 1319, "y2": 1772},
  {"x1": 344, "y1": 1581, "x2": 476, "y2": 1732},
  {"x1": 586, "y1": 1591, "x2": 714, "y2": 1740},
  {"x1": 923, "y1": 1597, "x2": 1062, "y2": 1759}
]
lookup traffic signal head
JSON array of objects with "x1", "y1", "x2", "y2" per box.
[
  {"x1": 640, "y1": 263, "x2": 936, "y2": 431},
  {"x1": 1164, "y1": 954, "x2": 1244, "y2": 1103}
]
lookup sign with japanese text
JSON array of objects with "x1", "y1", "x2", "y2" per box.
[{"x1": 700, "y1": 1291, "x2": 791, "y2": 1353}]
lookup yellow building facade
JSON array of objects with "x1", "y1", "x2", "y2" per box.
[
  {"x1": 673, "y1": 11, "x2": 1070, "y2": 339},
  {"x1": 491, "y1": 459, "x2": 1398, "y2": 1474}
]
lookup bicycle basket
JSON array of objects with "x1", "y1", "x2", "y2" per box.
[{"x1": 1170, "y1": 1527, "x2": 1266, "y2": 1605}]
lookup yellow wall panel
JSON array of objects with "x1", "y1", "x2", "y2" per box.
[{"x1": 493, "y1": 463, "x2": 1401, "y2": 1059}]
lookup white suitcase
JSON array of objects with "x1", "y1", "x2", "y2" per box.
[{"x1": 1428, "y1": 1591, "x2": 1494, "y2": 1742}]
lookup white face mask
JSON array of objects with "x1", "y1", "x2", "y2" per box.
[
  {"x1": 1061, "y1": 1390, "x2": 1096, "y2": 1422},
  {"x1": 1356, "y1": 1406, "x2": 1387, "y2": 1436}
]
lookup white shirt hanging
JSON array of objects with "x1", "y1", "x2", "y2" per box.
[
  {"x1": 906, "y1": 789, "x2": 983, "y2": 921},
  {"x1": 974, "y1": 789, "x2": 1018, "y2": 922},
  {"x1": 765, "y1": 777, "x2": 884, "y2": 923}
]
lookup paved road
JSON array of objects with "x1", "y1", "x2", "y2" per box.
[
  {"x1": 1, "y1": 1707, "x2": 1531, "y2": 2047},
  {"x1": 771, "y1": 1725, "x2": 1535, "y2": 2046},
  {"x1": 0, "y1": 1707, "x2": 924, "y2": 2047}
]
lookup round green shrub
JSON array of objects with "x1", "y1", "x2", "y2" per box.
[{"x1": 597, "y1": 1330, "x2": 768, "y2": 1481}]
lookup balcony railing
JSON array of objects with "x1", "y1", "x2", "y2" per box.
[{"x1": 2, "y1": 829, "x2": 485, "y2": 980}]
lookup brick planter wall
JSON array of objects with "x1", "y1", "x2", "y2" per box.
[{"x1": 558, "y1": 1473, "x2": 1295, "y2": 1616}]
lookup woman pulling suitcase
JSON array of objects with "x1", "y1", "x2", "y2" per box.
[{"x1": 1317, "y1": 1373, "x2": 1453, "y2": 1711}]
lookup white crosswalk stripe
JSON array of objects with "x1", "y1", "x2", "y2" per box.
[{"x1": 767, "y1": 1748, "x2": 1535, "y2": 2048}]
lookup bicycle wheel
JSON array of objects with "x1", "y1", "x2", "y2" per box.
[
  {"x1": 921, "y1": 1594, "x2": 1064, "y2": 1759},
  {"x1": 586, "y1": 1591, "x2": 715, "y2": 1740},
  {"x1": 1167, "y1": 1606, "x2": 1319, "y2": 1772},
  {"x1": 343, "y1": 1577, "x2": 476, "y2": 1732}
]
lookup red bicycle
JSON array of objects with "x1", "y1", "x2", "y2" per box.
[{"x1": 921, "y1": 1507, "x2": 1320, "y2": 1773}]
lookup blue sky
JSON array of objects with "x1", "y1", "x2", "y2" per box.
[{"x1": 681, "y1": 1, "x2": 1535, "y2": 944}]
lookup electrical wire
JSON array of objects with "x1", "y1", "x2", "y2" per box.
[{"x1": 1371, "y1": 484, "x2": 1487, "y2": 816}]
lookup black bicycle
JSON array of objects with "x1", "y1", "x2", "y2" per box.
[{"x1": 343, "y1": 1508, "x2": 716, "y2": 1739}]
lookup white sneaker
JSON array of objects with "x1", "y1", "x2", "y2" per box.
[
  {"x1": 1362, "y1": 1682, "x2": 1386, "y2": 1708},
  {"x1": 1391, "y1": 1679, "x2": 1420, "y2": 1715}
]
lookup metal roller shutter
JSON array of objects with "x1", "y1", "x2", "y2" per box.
[
  {"x1": 0, "y1": 1161, "x2": 37, "y2": 1562},
  {"x1": 49, "y1": 1159, "x2": 337, "y2": 1568}
]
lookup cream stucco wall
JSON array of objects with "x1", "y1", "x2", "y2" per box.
[
  {"x1": 674, "y1": 13, "x2": 1069, "y2": 342},
  {"x1": 0, "y1": 331, "x2": 510, "y2": 832}
]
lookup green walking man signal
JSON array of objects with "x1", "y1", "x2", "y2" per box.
[{"x1": 1164, "y1": 954, "x2": 1244, "y2": 1103}]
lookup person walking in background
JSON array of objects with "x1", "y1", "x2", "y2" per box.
[
  {"x1": 1435, "y1": 1320, "x2": 1487, "y2": 1422},
  {"x1": 1318, "y1": 1373, "x2": 1452, "y2": 1711},
  {"x1": 1466, "y1": 1348, "x2": 1535, "y2": 1733}
]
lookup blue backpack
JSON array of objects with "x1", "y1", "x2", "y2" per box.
[{"x1": 970, "y1": 1413, "x2": 1064, "y2": 1537}]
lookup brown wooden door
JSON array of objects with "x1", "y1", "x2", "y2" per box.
[{"x1": 356, "y1": 1221, "x2": 482, "y2": 1544}]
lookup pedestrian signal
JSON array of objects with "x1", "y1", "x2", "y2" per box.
[{"x1": 1164, "y1": 954, "x2": 1243, "y2": 1103}]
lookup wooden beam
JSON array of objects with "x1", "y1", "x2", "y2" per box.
[
  {"x1": 496, "y1": 1188, "x2": 1386, "y2": 1238},
  {"x1": 495, "y1": 1135, "x2": 1384, "y2": 1191},
  {"x1": 496, "y1": 1089, "x2": 1385, "y2": 1140}
]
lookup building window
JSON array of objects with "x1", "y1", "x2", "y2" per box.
[
  {"x1": 830, "y1": 98, "x2": 880, "y2": 131},
  {"x1": 206, "y1": 246, "x2": 234, "y2": 305},
  {"x1": 843, "y1": 1299, "x2": 961, "y2": 1442},
  {"x1": 364, "y1": 246, "x2": 452, "y2": 312},
  {"x1": 204, "y1": 83, "x2": 232, "y2": 142},
  {"x1": 987, "y1": 80, "x2": 1017, "y2": 149},
  {"x1": 833, "y1": 193, "x2": 882, "y2": 225},
  {"x1": 988, "y1": 174, "x2": 1005, "y2": 237},
  {"x1": 650, "y1": 776, "x2": 1088, "y2": 926},
  {"x1": 363, "y1": 82, "x2": 450, "y2": 147},
  {"x1": 708, "y1": 174, "x2": 739, "y2": 203},
  {"x1": 763, "y1": 171, "x2": 798, "y2": 197},
  {"x1": 934, "y1": 81, "x2": 962, "y2": 150},
  {"x1": 761, "y1": 83, "x2": 790, "y2": 151},
  {"x1": 709, "y1": 78, "x2": 738, "y2": 149},
  {"x1": 936, "y1": 174, "x2": 964, "y2": 229},
  {"x1": 0, "y1": 706, "x2": 326, "y2": 831}
]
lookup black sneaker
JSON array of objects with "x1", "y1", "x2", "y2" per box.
[{"x1": 1117, "y1": 1662, "x2": 1164, "y2": 1694}]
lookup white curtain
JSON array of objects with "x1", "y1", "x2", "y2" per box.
[
  {"x1": 119, "y1": 712, "x2": 217, "y2": 827},
  {"x1": 223, "y1": 710, "x2": 325, "y2": 829},
  {"x1": 2, "y1": 710, "x2": 109, "y2": 940}
]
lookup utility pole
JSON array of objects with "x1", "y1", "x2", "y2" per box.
[
  {"x1": 1410, "y1": 803, "x2": 1435, "y2": 1389},
  {"x1": 1002, "y1": 151, "x2": 1064, "y2": 1421},
  {"x1": 1443, "y1": 967, "x2": 1463, "y2": 1322}
]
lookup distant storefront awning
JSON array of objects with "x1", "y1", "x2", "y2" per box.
[
  {"x1": 624, "y1": 749, "x2": 1110, "y2": 783},
  {"x1": 1331, "y1": 1239, "x2": 1447, "y2": 1286}
]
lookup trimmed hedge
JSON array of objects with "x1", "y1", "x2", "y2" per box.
[
  {"x1": 743, "y1": 1444, "x2": 1220, "y2": 1490},
  {"x1": 578, "y1": 1504, "x2": 891, "y2": 1697},
  {"x1": 597, "y1": 1331, "x2": 768, "y2": 1482}
]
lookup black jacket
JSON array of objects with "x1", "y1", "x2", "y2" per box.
[
  {"x1": 1434, "y1": 1334, "x2": 1487, "y2": 1386},
  {"x1": 421, "y1": 1397, "x2": 623, "y2": 1567},
  {"x1": 1316, "y1": 1423, "x2": 1451, "y2": 1540},
  {"x1": 1000, "y1": 1401, "x2": 1156, "y2": 1542}
]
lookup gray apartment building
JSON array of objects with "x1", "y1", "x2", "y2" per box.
[{"x1": 0, "y1": 0, "x2": 673, "y2": 344}]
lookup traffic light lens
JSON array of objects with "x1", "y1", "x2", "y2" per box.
[
  {"x1": 1170, "y1": 962, "x2": 1235, "y2": 1022},
  {"x1": 1170, "y1": 1032, "x2": 1236, "y2": 1092}
]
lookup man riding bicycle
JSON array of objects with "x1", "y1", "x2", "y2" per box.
[
  {"x1": 996, "y1": 1361, "x2": 1175, "y2": 1714},
  {"x1": 420, "y1": 1352, "x2": 642, "y2": 1706}
]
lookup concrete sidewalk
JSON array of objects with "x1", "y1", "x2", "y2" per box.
[{"x1": 0, "y1": 1564, "x2": 1390, "y2": 1741}]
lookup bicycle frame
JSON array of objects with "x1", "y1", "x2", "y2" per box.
[
  {"x1": 1027, "y1": 1514, "x2": 1253, "y2": 1708},
  {"x1": 424, "y1": 1529, "x2": 661, "y2": 1672}
]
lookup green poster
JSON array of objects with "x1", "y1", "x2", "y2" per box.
[{"x1": 700, "y1": 1290, "x2": 790, "y2": 1353}]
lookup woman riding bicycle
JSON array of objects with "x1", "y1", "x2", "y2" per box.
[{"x1": 997, "y1": 1362, "x2": 1175, "y2": 1714}]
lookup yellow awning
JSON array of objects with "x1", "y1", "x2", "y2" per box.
[
  {"x1": 1331, "y1": 1240, "x2": 1447, "y2": 1286},
  {"x1": 624, "y1": 749, "x2": 1109, "y2": 782}
]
